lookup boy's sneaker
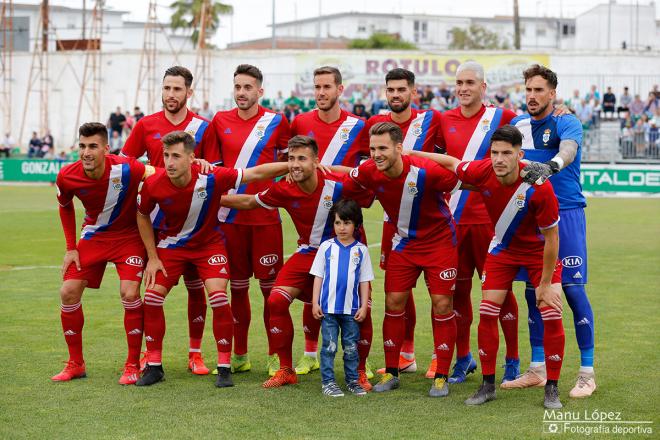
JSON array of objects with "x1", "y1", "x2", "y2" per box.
[
  {"x1": 294, "y1": 355, "x2": 319, "y2": 375},
  {"x1": 51, "y1": 360, "x2": 86, "y2": 382},
  {"x1": 347, "y1": 381, "x2": 367, "y2": 396},
  {"x1": 429, "y1": 377, "x2": 449, "y2": 397},
  {"x1": 501, "y1": 357, "x2": 520, "y2": 383},
  {"x1": 188, "y1": 352, "x2": 210, "y2": 375},
  {"x1": 322, "y1": 382, "x2": 344, "y2": 397},
  {"x1": 373, "y1": 373, "x2": 400, "y2": 393},
  {"x1": 544, "y1": 383, "x2": 563, "y2": 409},
  {"x1": 118, "y1": 362, "x2": 140, "y2": 385},
  {"x1": 500, "y1": 365, "x2": 547, "y2": 389},
  {"x1": 267, "y1": 354, "x2": 280, "y2": 377},
  {"x1": 136, "y1": 364, "x2": 165, "y2": 386},
  {"x1": 569, "y1": 372, "x2": 596, "y2": 398},
  {"x1": 263, "y1": 367, "x2": 297, "y2": 388},
  {"x1": 448, "y1": 353, "x2": 477, "y2": 384},
  {"x1": 358, "y1": 370, "x2": 373, "y2": 392},
  {"x1": 465, "y1": 382, "x2": 496, "y2": 405},
  {"x1": 230, "y1": 354, "x2": 251, "y2": 373},
  {"x1": 215, "y1": 367, "x2": 234, "y2": 388}
]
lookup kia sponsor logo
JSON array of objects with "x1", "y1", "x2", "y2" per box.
[
  {"x1": 125, "y1": 256, "x2": 144, "y2": 267},
  {"x1": 562, "y1": 256, "x2": 583, "y2": 268},
  {"x1": 260, "y1": 254, "x2": 279, "y2": 266},
  {"x1": 439, "y1": 268, "x2": 457, "y2": 280},
  {"x1": 208, "y1": 254, "x2": 228, "y2": 265}
]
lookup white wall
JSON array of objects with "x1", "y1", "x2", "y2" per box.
[{"x1": 575, "y1": 3, "x2": 658, "y2": 51}]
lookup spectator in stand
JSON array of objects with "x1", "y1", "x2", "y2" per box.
[
  {"x1": 42, "y1": 129, "x2": 54, "y2": 152},
  {"x1": 55, "y1": 150, "x2": 69, "y2": 162},
  {"x1": 438, "y1": 81, "x2": 452, "y2": 103},
  {"x1": 647, "y1": 119, "x2": 659, "y2": 155},
  {"x1": 28, "y1": 131, "x2": 42, "y2": 158},
  {"x1": 1, "y1": 132, "x2": 14, "y2": 157},
  {"x1": 620, "y1": 119, "x2": 634, "y2": 157},
  {"x1": 284, "y1": 102, "x2": 301, "y2": 122},
  {"x1": 109, "y1": 130, "x2": 123, "y2": 155},
  {"x1": 351, "y1": 84, "x2": 365, "y2": 104},
  {"x1": 420, "y1": 85, "x2": 435, "y2": 107},
  {"x1": 653, "y1": 84, "x2": 660, "y2": 100},
  {"x1": 339, "y1": 98, "x2": 352, "y2": 112},
  {"x1": 585, "y1": 84, "x2": 601, "y2": 103},
  {"x1": 285, "y1": 90, "x2": 304, "y2": 109},
  {"x1": 199, "y1": 101, "x2": 214, "y2": 120},
  {"x1": 107, "y1": 107, "x2": 126, "y2": 140},
  {"x1": 133, "y1": 106, "x2": 145, "y2": 121},
  {"x1": 352, "y1": 101, "x2": 371, "y2": 120},
  {"x1": 511, "y1": 84, "x2": 525, "y2": 110},
  {"x1": 602, "y1": 87, "x2": 616, "y2": 119},
  {"x1": 591, "y1": 98, "x2": 602, "y2": 127},
  {"x1": 577, "y1": 99, "x2": 594, "y2": 129},
  {"x1": 371, "y1": 86, "x2": 387, "y2": 115},
  {"x1": 123, "y1": 111, "x2": 135, "y2": 138},
  {"x1": 644, "y1": 92, "x2": 659, "y2": 117},
  {"x1": 565, "y1": 89, "x2": 581, "y2": 113},
  {"x1": 500, "y1": 97, "x2": 516, "y2": 112},
  {"x1": 42, "y1": 142, "x2": 54, "y2": 159},
  {"x1": 273, "y1": 91, "x2": 285, "y2": 112},
  {"x1": 494, "y1": 85, "x2": 508, "y2": 105},
  {"x1": 618, "y1": 86, "x2": 632, "y2": 116},
  {"x1": 630, "y1": 94, "x2": 645, "y2": 118},
  {"x1": 633, "y1": 117, "x2": 647, "y2": 155}
]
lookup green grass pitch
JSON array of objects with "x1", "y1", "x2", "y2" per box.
[{"x1": 0, "y1": 185, "x2": 658, "y2": 439}]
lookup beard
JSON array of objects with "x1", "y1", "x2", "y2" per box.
[
  {"x1": 527, "y1": 100, "x2": 550, "y2": 117},
  {"x1": 163, "y1": 98, "x2": 186, "y2": 114},
  {"x1": 389, "y1": 98, "x2": 410, "y2": 114},
  {"x1": 317, "y1": 95, "x2": 338, "y2": 111}
]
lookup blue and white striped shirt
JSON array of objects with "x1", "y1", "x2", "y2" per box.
[{"x1": 310, "y1": 238, "x2": 374, "y2": 315}]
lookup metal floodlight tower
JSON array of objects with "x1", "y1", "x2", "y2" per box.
[
  {"x1": 134, "y1": 0, "x2": 159, "y2": 114},
  {"x1": 0, "y1": 0, "x2": 14, "y2": 133},
  {"x1": 192, "y1": 0, "x2": 212, "y2": 108}
]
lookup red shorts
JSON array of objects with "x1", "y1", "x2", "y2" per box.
[
  {"x1": 456, "y1": 223, "x2": 493, "y2": 280},
  {"x1": 273, "y1": 251, "x2": 316, "y2": 303},
  {"x1": 64, "y1": 237, "x2": 146, "y2": 289},
  {"x1": 220, "y1": 223, "x2": 283, "y2": 280},
  {"x1": 384, "y1": 244, "x2": 458, "y2": 295},
  {"x1": 379, "y1": 220, "x2": 396, "y2": 270},
  {"x1": 155, "y1": 243, "x2": 230, "y2": 290},
  {"x1": 482, "y1": 251, "x2": 562, "y2": 290}
]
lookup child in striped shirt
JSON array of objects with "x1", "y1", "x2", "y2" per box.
[{"x1": 310, "y1": 199, "x2": 374, "y2": 397}]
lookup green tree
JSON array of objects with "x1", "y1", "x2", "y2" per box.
[
  {"x1": 448, "y1": 25, "x2": 510, "y2": 50},
  {"x1": 170, "y1": 0, "x2": 233, "y2": 47},
  {"x1": 349, "y1": 33, "x2": 417, "y2": 50}
]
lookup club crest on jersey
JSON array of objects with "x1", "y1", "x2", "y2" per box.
[
  {"x1": 481, "y1": 119, "x2": 491, "y2": 132},
  {"x1": 322, "y1": 195, "x2": 333, "y2": 210},
  {"x1": 340, "y1": 127, "x2": 350, "y2": 142},
  {"x1": 412, "y1": 122, "x2": 422, "y2": 137},
  {"x1": 542, "y1": 128, "x2": 551, "y2": 144},
  {"x1": 111, "y1": 177, "x2": 123, "y2": 191},
  {"x1": 255, "y1": 124, "x2": 266, "y2": 138},
  {"x1": 197, "y1": 186, "x2": 208, "y2": 199},
  {"x1": 407, "y1": 181, "x2": 418, "y2": 196},
  {"x1": 352, "y1": 250, "x2": 361, "y2": 266},
  {"x1": 515, "y1": 193, "x2": 526, "y2": 210}
]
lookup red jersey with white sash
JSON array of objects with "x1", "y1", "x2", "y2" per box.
[
  {"x1": 455, "y1": 158, "x2": 559, "y2": 255},
  {"x1": 366, "y1": 108, "x2": 442, "y2": 153},
  {"x1": 290, "y1": 109, "x2": 369, "y2": 167},
  {"x1": 440, "y1": 105, "x2": 516, "y2": 225}
]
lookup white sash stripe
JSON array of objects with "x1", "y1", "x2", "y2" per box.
[
  {"x1": 81, "y1": 164, "x2": 124, "y2": 238},
  {"x1": 157, "y1": 174, "x2": 209, "y2": 248},
  {"x1": 392, "y1": 165, "x2": 420, "y2": 249},
  {"x1": 488, "y1": 182, "x2": 531, "y2": 253},
  {"x1": 320, "y1": 116, "x2": 360, "y2": 166},
  {"x1": 401, "y1": 113, "x2": 428, "y2": 151},
  {"x1": 515, "y1": 118, "x2": 535, "y2": 150},
  {"x1": 307, "y1": 180, "x2": 337, "y2": 248},
  {"x1": 184, "y1": 117, "x2": 204, "y2": 137}
]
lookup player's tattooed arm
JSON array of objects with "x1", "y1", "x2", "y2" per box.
[
  {"x1": 520, "y1": 139, "x2": 577, "y2": 185},
  {"x1": 137, "y1": 212, "x2": 167, "y2": 289},
  {"x1": 220, "y1": 194, "x2": 259, "y2": 210},
  {"x1": 536, "y1": 225, "x2": 562, "y2": 312}
]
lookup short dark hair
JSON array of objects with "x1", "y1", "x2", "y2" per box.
[
  {"x1": 288, "y1": 135, "x2": 318, "y2": 157},
  {"x1": 163, "y1": 66, "x2": 193, "y2": 88},
  {"x1": 523, "y1": 64, "x2": 558, "y2": 90},
  {"x1": 330, "y1": 198, "x2": 363, "y2": 229},
  {"x1": 313, "y1": 66, "x2": 342, "y2": 85},
  {"x1": 162, "y1": 130, "x2": 196, "y2": 153},
  {"x1": 234, "y1": 64, "x2": 263, "y2": 85},
  {"x1": 385, "y1": 68, "x2": 415, "y2": 87},
  {"x1": 369, "y1": 121, "x2": 403, "y2": 144},
  {"x1": 79, "y1": 122, "x2": 108, "y2": 144},
  {"x1": 490, "y1": 125, "x2": 523, "y2": 148}
]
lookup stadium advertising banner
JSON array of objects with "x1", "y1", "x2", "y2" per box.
[
  {"x1": 581, "y1": 164, "x2": 660, "y2": 194},
  {"x1": 292, "y1": 53, "x2": 550, "y2": 97},
  {"x1": 0, "y1": 159, "x2": 72, "y2": 182}
]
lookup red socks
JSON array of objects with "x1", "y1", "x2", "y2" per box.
[
  {"x1": 267, "y1": 288, "x2": 294, "y2": 368},
  {"x1": 453, "y1": 278, "x2": 474, "y2": 358},
  {"x1": 121, "y1": 298, "x2": 143, "y2": 365},
  {"x1": 259, "y1": 279, "x2": 276, "y2": 355},
  {"x1": 432, "y1": 312, "x2": 457, "y2": 376},
  {"x1": 185, "y1": 278, "x2": 206, "y2": 353},
  {"x1": 302, "y1": 302, "x2": 320, "y2": 353},
  {"x1": 500, "y1": 289, "x2": 519, "y2": 360},
  {"x1": 60, "y1": 302, "x2": 84, "y2": 364},
  {"x1": 382, "y1": 310, "x2": 405, "y2": 372},
  {"x1": 540, "y1": 307, "x2": 565, "y2": 381},
  {"x1": 143, "y1": 291, "x2": 166, "y2": 365},
  {"x1": 357, "y1": 300, "x2": 373, "y2": 370},
  {"x1": 209, "y1": 290, "x2": 233, "y2": 367},
  {"x1": 229, "y1": 279, "x2": 250, "y2": 356},
  {"x1": 400, "y1": 292, "x2": 416, "y2": 354},
  {"x1": 477, "y1": 300, "x2": 501, "y2": 376}
]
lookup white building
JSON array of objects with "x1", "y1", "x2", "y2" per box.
[{"x1": 4, "y1": 3, "x2": 194, "y2": 52}]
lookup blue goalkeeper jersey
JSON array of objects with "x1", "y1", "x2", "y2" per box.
[{"x1": 511, "y1": 112, "x2": 586, "y2": 209}]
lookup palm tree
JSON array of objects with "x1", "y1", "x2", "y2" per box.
[{"x1": 170, "y1": 0, "x2": 233, "y2": 48}]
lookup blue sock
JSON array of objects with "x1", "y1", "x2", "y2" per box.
[
  {"x1": 525, "y1": 283, "x2": 545, "y2": 362},
  {"x1": 564, "y1": 284, "x2": 595, "y2": 367}
]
